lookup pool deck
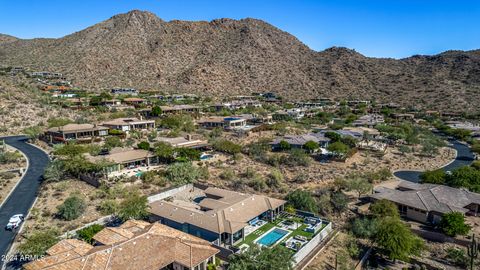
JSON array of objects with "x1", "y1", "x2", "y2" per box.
[{"x1": 234, "y1": 214, "x2": 317, "y2": 249}]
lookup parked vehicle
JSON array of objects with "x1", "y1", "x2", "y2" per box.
[{"x1": 5, "y1": 214, "x2": 24, "y2": 231}]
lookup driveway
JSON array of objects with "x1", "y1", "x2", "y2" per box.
[
  {"x1": 394, "y1": 139, "x2": 475, "y2": 183},
  {"x1": 0, "y1": 136, "x2": 49, "y2": 268}
]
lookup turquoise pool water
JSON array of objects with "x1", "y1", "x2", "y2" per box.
[
  {"x1": 135, "y1": 171, "x2": 144, "y2": 177},
  {"x1": 257, "y1": 228, "x2": 289, "y2": 246}
]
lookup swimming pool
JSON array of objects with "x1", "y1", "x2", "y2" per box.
[{"x1": 257, "y1": 228, "x2": 289, "y2": 247}]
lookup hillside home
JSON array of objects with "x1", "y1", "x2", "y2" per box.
[
  {"x1": 197, "y1": 116, "x2": 247, "y2": 130},
  {"x1": 213, "y1": 99, "x2": 262, "y2": 111},
  {"x1": 123, "y1": 97, "x2": 146, "y2": 106},
  {"x1": 371, "y1": 181, "x2": 480, "y2": 224},
  {"x1": 270, "y1": 133, "x2": 331, "y2": 150},
  {"x1": 160, "y1": 105, "x2": 201, "y2": 114},
  {"x1": 87, "y1": 148, "x2": 158, "y2": 175},
  {"x1": 149, "y1": 186, "x2": 286, "y2": 247},
  {"x1": 102, "y1": 117, "x2": 155, "y2": 133},
  {"x1": 352, "y1": 114, "x2": 385, "y2": 127},
  {"x1": 45, "y1": 123, "x2": 109, "y2": 143},
  {"x1": 24, "y1": 220, "x2": 219, "y2": 270},
  {"x1": 157, "y1": 135, "x2": 209, "y2": 149},
  {"x1": 111, "y1": 88, "x2": 138, "y2": 96}
]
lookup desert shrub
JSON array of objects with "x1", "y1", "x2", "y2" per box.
[
  {"x1": 98, "y1": 199, "x2": 119, "y2": 215},
  {"x1": 57, "y1": 194, "x2": 86, "y2": 221},
  {"x1": 18, "y1": 229, "x2": 59, "y2": 256},
  {"x1": 118, "y1": 190, "x2": 149, "y2": 221},
  {"x1": 77, "y1": 224, "x2": 104, "y2": 244},
  {"x1": 212, "y1": 139, "x2": 242, "y2": 155},
  {"x1": 137, "y1": 141, "x2": 150, "y2": 150}
]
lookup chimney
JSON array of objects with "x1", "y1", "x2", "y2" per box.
[{"x1": 186, "y1": 134, "x2": 192, "y2": 141}]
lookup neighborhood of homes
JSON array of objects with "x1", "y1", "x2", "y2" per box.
[{"x1": 7, "y1": 69, "x2": 480, "y2": 269}]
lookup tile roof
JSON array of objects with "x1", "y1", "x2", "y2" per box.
[
  {"x1": 371, "y1": 181, "x2": 480, "y2": 214},
  {"x1": 87, "y1": 149, "x2": 154, "y2": 164},
  {"x1": 149, "y1": 187, "x2": 286, "y2": 234},
  {"x1": 271, "y1": 133, "x2": 330, "y2": 146},
  {"x1": 47, "y1": 124, "x2": 108, "y2": 133},
  {"x1": 24, "y1": 222, "x2": 218, "y2": 270},
  {"x1": 102, "y1": 118, "x2": 154, "y2": 126}
]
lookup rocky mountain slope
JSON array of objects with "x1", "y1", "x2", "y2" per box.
[{"x1": 0, "y1": 10, "x2": 479, "y2": 111}]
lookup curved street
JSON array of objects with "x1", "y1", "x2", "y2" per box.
[
  {"x1": 394, "y1": 139, "x2": 475, "y2": 183},
  {"x1": 0, "y1": 136, "x2": 49, "y2": 267}
]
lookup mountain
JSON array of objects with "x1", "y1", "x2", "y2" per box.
[{"x1": 0, "y1": 10, "x2": 479, "y2": 111}]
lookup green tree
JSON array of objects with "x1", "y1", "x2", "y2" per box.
[
  {"x1": 369, "y1": 199, "x2": 399, "y2": 219},
  {"x1": 228, "y1": 245, "x2": 294, "y2": 270},
  {"x1": 118, "y1": 190, "x2": 149, "y2": 222},
  {"x1": 151, "y1": 105, "x2": 162, "y2": 117},
  {"x1": 104, "y1": 136, "x2": 123, "y2": 149},
  {"x1": 212, "y1": 139, "x2": 242, "y2": 154},
  {"x1": 154, "y1": 142, "x2": 175, "y2": 162},
  {"x1": 347, "y1": 177, "x2": 373, "y2": 198},
  {"x1": 57, "y1": 194, "x2": 86, "y2": 221},
  {"x1": 165, "y1": 162, "x2": 202, "y2": 184},
  {"x1": 23, "y1": 125, "x2": 43, "y2": 142},
  {"x1": 175, "y1": 148, "x2": 201, "y2": 161},
  {"x1": 303, "y1": 140, "x2": 319, "y2": 153},
  {"x1": 374, "y1": 217, "x2": 424, "y2": 262},
  {"x1": 43, "y1": 160, "x2": 66, "y2": 182},
  {"x1": 18, "y1": 229, "x2": 59, "y2": 256},
  {"x1": 327, "y1": 141, "x2": 350, "y2": 156},
  {"x1": 351, "y1": 217, "x2": 378, "y2": 239},
  {"x1": 325, "y1": 131, "x2": 341, "y2": 142},
  {"x1": 137, "y1": 141, "x2": 150, "y2": 150},
  {"x1": 446, "y1": 166, "x2": 480, "y2": 192},
  {"x1": 278, "y1": 140, "x2": 291, "y2": 151},
  {"x1": 440, "y1": 212, "x2": 471, "y2": 237},
  {"x1": 77, "y1": 224, "x2": 104, "y2": 244},
  {"x1": 285, "y1": 189, "x2": 317, "y2": 213},
  {"x1": 420, "y1": 169, "x2": 446, "y2": 184}
]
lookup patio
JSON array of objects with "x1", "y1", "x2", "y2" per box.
[{"x1": 234, "y1": 212, "x2": 324, "y2": 251}]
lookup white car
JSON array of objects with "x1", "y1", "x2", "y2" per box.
[{"x1": 5, "y1": 214, "x2": 24, "y2": 231}]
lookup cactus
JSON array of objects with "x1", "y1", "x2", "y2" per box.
[{"x1": 467, "y1": 234, "x2": 479, "y2": 270}]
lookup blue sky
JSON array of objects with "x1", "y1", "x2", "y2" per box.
[{"x1": 0, "y1": 0, "x2": 479, "y2": 58}]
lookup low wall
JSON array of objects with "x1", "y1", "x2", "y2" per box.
[
  {"x1": 147, "y1": 184, "x2": 193, "y2": 203},
  {"x1": 61, "y1": 215, "x2": 114, "y2": 238},
  {"x1": 411, "y1": 228, "x2": 470, "y2": 247},
  {"x1": 293, "y1": 221, "x2": 333, "y2": 265}
]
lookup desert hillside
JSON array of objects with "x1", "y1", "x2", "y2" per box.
[{"x1": 0, "y1": 10, "x2": 479, "y2": 111}]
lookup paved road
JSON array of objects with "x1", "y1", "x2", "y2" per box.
[
  {"x1": 394, "y1": 139, "x2": 475, "y2": 183},
  {"x1": 0, "y1": 136, "x2": 49, "y2": 267}
]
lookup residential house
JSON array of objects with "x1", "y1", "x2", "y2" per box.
[
  {"x1": 149, "y1": 186, "x2": 286, "y2": 247},
  {"x1": 371, "y1": 181, "x2": 480, "y2": 224},
  {"x1": 236, "y1": 113, "x2": 274, "y2": 125},
  {"x1": 197, "y1": 116, "x2": 247, "y2": 130},
  {"x1": 352, "y1": 114, "x2": 385, "y2": 127},
  {"x1": 23, "y1": 220, "x2": 219, "y2": 270},
  {"x1": 45, "y1": 123, "x2": 109, "y2": 143},
  {"x1": 157, "y1": 135, "x2": 209, "y2": 149},
  {"x1": 123, "y1": 97, "x2": 146, "y2": 106},
  {"x1": 102, "y1": 118, "x2": 155, "y2": 133},
  {"x1": 273, "y1": 108, "x2": 306, "y2": 120},
  {"x1": 213, "y1": 99, "x2": 262, "y2": 111},
  {"x1": 111, "y1": 88, "x2": 138, "y2": 96},
  {"x1": 270, "y1": 133, "x2": 330, "y2": 150},
  {"x1": 160, "y1": 105, "x2": 201, "y2": 115},
  {"x1": 87, "y1": 148, "x2": 158, "y2": 175}
]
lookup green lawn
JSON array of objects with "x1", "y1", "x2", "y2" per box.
[
  {"x1": 234, "y1": 216, "x2": 321, "y2": 249},
  {"x1": 234, "y1": 221, "x2": 276, "y2": 247}
]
